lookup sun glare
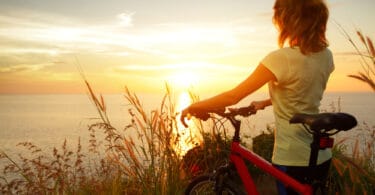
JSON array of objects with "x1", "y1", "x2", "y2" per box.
[{"x1": 168, "y1": 71, "x2": 200, "y2": 89}]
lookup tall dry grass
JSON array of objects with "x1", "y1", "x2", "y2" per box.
[
  {"x1": 336, "y1": 24, "x2": 375, "y2": 92},
  {"x1": 71, "y1": 81, "x2": 192, "y2": 194},
  {"x1": 328, "y1": 119, "x2": 375, "y2": 194},
  {"x1": 329, "y1": 132, "x2": 375, "y2": 194},
  {"x1": 0, "y1": 72, "x2": 235, "y2": 194},
  {"x1": 321, "y1": 94, "x2": 375, "y2": 194},
  {"x1": 0, "y1": 80, "x2": 192, "y2": 194}
]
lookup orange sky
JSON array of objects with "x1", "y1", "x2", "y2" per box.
[{"x1": 0, "y1": 0, "x2": 374, "y2": 94}]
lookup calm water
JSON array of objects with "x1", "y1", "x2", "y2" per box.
[{"x1": 0, "y1": 92, "x2": 374, "y2": 157}]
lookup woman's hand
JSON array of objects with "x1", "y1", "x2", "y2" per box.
[
  {"x1": 250, "y1": 99, "x2": 272, "y2": 111},
  {"x1": 180, "y1": 104, "x2": 211, "y2": 127}
]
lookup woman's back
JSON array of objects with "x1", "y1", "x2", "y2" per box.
[
  {"x1": 262, "y1": 47, "x2": 334, "y2": 166},
  {"x1": 263, "y1": 47, "x2": 334, "y2": 118}
]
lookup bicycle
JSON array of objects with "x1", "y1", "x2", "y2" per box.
[{"x1": 183, "y1": 105, "x2": 357, "y2": 195}]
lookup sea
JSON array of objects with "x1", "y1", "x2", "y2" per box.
[{"x1": 0, "y1": 92, "x2": 374, "y2": 161}]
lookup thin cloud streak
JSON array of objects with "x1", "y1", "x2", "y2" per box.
[
  {"x1": 0, "y1": 63, "x2": 54, "y2": 73},
  {"x1": 115, "y1": 62, "x2": 248, "y2": 72}
]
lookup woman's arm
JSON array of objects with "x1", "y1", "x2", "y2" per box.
[{"x1": 181, "y1": 64, "x2": 276, "y2": 117}]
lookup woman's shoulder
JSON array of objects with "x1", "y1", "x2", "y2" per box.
[
  {"x1": 264, "y1": 48, "x2": 288, "y2": 57},
  {"x1": 310, "y1": 47, "x2": 333, "y2": 59},
  {"x1": 263, "y1": 47, "x2": 295, "y2": 62},
  {"x1": 321, "y1": 47, "x2": 333, "y2": 56},
  {"x1": 261, "y1": 48, "x2": 289, "y2": 66}
]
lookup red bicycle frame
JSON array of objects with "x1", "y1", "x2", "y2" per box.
[{"x1": 229, "y1": 141, "x2": 313, "y2": 195}]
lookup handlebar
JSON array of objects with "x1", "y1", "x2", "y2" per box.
[
  {"x1": 214, "y1": 105, "x2": 257, "y2": 118},
  {"x1": 181, "y1": 105, "x2": 257, "y2": 127}
]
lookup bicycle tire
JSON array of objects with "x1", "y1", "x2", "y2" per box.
[{"x1": 185, "y1": 174, "x2": 245, "y2": 195}]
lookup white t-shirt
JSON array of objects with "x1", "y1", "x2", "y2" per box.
[{"x1": 261, "y1": 47, "x2": 334, "y2": 166}]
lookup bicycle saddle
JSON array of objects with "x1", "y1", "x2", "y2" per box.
[{"x1": 290, "y1": 112, "x2": 357, "y2": 132}]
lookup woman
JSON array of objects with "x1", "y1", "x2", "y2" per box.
[{"x1": 180, "y1": 0, "x2": 333, "y2": 194}]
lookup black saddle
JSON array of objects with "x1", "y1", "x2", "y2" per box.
[{"x1": 290, "y1": 112, "x2": 357, "y2": 132}]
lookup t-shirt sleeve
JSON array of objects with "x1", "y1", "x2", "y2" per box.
[{"x1": 261, "y1": 50, "x2": 289, "y2": 83}]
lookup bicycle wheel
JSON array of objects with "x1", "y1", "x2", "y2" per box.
[{"x1": 185, "y1": 174, "x2": 244, "y2": 195}]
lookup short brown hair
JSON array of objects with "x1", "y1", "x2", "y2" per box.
[{"x1": 273, "y1": 0, "x2": 329, "y2": 55}]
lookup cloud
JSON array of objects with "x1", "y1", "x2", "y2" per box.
[
  {"x1": 0, "y1": 11, "x2": 173, "y2": 58},
  {"x1": 5, "y1": 9, "x2": 275, "y2": 63},
  {"x1": 0, "y1": 63, "x2": 54, "y2": 73},
  {"x1": 0, "y1": 9, "x2": 272, "y2": 82},
  {"x1": 114, "y1": 62, "x2": 250, "y2": 75},
  {"x1": 117, "y1": 12, "x2": 135, "y2": 27}
]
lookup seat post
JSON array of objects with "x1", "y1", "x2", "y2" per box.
[{"x1": 309, "y1": 134, "x2": 320, "y2": 167}]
